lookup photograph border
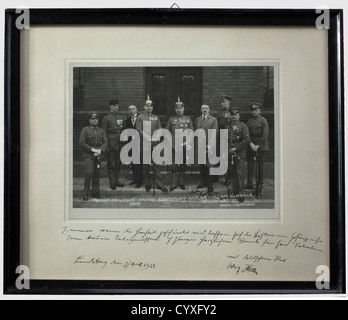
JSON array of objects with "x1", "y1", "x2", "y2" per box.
[
  {"x1": 4, "y1": 8, "x2": 345, "y2": 294},
  {"x1": 67, "y1": 60, "x2": 279, "y2": 220}
]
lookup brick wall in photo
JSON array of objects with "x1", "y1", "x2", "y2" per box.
[
  {"x1": 75, "y1": 67, "x2": 145, "y2": 113},
  {"x1": 202, "y1": 66, "x2": 266, "y2": 113}
]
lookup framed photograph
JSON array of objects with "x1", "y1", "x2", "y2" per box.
[{"x1": 4, "y1": 8, "x2": 345, "y2": 295}]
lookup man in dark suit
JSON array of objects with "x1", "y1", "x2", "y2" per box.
[
  {"x1": 194, "y1": 104, "x2": 219, "y2": 193},
  {"x1": 125, "y1": 105, "x2": 142, "y2": 188}
]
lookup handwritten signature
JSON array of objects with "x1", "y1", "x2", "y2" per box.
[{"x1": 227, "y1": 263, "x2": 258, "y2": 276}]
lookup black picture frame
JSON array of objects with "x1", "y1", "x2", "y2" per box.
[{"x1": 4, "y1": 8, "x2": 345, "y2": 295}]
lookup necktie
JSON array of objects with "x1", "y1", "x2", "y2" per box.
[{"x1": 132, "y1": 116, "x2": 136, "y2": 126}]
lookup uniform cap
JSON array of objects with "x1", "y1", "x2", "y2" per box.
[
  {"x1": 88, "y1": 111, "x2": 99, "y2": 119},
  {"x1": 230, "y1": 108, "x2": 240, "y2": 115},
  {"x1": 221, "y1": 95, "x2": 232, "y2": 102},
  {"x1": 249, "y1": 102, "x2": 262, "y2": 110},
  {"x1": 109, "y1": 99, "x2": 119, "y2": 106}
]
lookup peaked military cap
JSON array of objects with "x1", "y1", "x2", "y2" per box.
[
  {"x1": 109, "y1": 99, "x2": 119, "y2": 106},
  {"x1": 88, "y1": 111, "x2": 99, "y2": 119},
  {"x1": 249, "y1": 102, "x2": 262, "y2": 110},
  {"x1": 221, "y1": 95, "x2": 232, "y2": 101},
  {"x1": 230, "y1": 108, "x2": 240, "y2": 115}
]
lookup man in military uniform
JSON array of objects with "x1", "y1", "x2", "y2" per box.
[
  {"x1": 217, "y1": 94, "x2": 232, "y2": 130},
  {"x1": 165, "y1": 98, "x2": 194, "y2": 191},
  {"x1": 136, "y1": 96, "x2": 168, "y2": 192},
  {"x1": 195, "y1": 104, "x2": 219, "y2": 193},
  {"x1": 246, "y1": 102, "x2": 269, "y2": 195},
  {"x1": 125, "y1": 105, "x2": 143, "y2": 188},
  {"x1": 79, "y1": 111, "x2": 108, "y2": 201},
  {"x1": 226, "y1": 108, "x2": 250, "y2": 202},
  {"x1": 102, "y1": 99, "x2": 126, "y2": 190},
  {"x1": 214, "y1": 95, "x2": 232, "y2": 184}
]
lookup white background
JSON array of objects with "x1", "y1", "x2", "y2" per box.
[{"x1": 0, "y1": 0, "x2": 346, "y2": 301}]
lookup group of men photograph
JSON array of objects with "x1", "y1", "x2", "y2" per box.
[{"x1": 78, "y1": 95, "x2": 269, "y2": 202}]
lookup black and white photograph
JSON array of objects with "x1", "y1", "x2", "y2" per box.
[{"x1": 69, "y1": 62, "x2": 278, "y2": 217}]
